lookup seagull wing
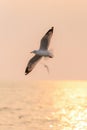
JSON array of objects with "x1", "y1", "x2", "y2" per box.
[
  {"x1": 40, "y1": 27, "x2": 54, "y2": 50},
  {"x1": 25, "y1": 55, "x2": 42, "y2": 75}
]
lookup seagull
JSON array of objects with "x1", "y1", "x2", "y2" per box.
[{"x1": 25, "y1": 27, "x2": 54, "y2": 75}]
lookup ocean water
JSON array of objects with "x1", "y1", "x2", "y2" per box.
[{"x1": 0, "y1": 81, "x2": 87, "y2": 130}]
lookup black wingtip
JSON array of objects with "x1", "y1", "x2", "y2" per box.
[
  {"x1": 46, "y1": 26, "x2": 54, "y2": 35},
  {"x1": 25, "y1": 72, "x2": 28, "y2": 75},
  {"x1": 25, "y1": 70, "x2": 31, "y2": 75},
  {"x1": 25, "y1": 67, "x2": 31, "y2": 75},
  {"x1": 51, "y1": 27, "x2": 54, "y2": 30},
  {"x1": 50, "y1": 27, "x2": 54, "y2": 32},
  {"x1": 25, "y1": 71, "x2": 28, "y2": 75}
]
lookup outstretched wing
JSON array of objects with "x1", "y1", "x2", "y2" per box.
[
  {"x1": 25, "y1": 55, "x2": 42, "y2": 75},
  {"x1": 40, "y1": 27, "x2": 54, "y2": 50}
]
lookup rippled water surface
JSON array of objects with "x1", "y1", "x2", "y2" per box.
[{"x1": 0, "y1": 81, "x2": 87, "y2": 130}]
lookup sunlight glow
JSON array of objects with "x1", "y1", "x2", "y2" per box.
[{"x1": 49, "y1": 81, "x2": 87, "y2": 129}]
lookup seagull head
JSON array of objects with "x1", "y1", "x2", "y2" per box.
[{"x1": 30, "y1": 50, "x2": 37, "y2": 54}]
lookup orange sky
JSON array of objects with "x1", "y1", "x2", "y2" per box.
[{"x1": 0, "y1": 0, "x2": 87, "y2": 80}]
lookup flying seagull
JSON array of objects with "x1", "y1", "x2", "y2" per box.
[{"x1": 25, "y1": 27, "x2": 54, "y2": 75}]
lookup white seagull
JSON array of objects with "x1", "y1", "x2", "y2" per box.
[{"x1": 25, "y1": 27, "x2": 54, "y2": 75}]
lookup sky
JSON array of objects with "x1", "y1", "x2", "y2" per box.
[{"x1": 0, "y1": 0, "x2": 87, "y2": 80}]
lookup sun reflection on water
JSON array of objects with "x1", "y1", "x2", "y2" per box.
[{"x1": 49, "y1": 81, "x2": 87, "y2": 129}]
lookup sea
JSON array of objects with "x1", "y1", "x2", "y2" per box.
[{"x1": 0, "y1": 81, "x2": 87, "y2": 130}]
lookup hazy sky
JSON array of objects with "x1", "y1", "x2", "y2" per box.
[{"x1": 0, "y1": 0, "x2": 87, "y2": 80}]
